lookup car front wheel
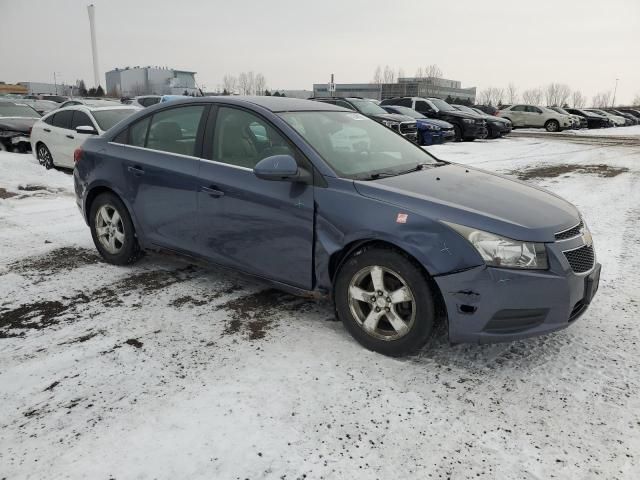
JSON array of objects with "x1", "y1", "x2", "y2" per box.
[
  {"x1": 335, "y1": 247, "x2": 436, "y2": 357},
  {"x1": 36, "y1": 143, "x2": 54, "y2": 169},
  {"x1": 89, "y1": 192, "x2": 141, "y2": 265},
  {"x1": 545, "y1": 120, "x2": 560, "y2": 132}
]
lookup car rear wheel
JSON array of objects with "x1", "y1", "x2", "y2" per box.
[
  {"x1": 36, "y1": 143, "x2": 54, "y2": 169},
  {"x1": 89, "y1": 192, "x2": 141, "y2": 265},
  {"x1": 335, "y1": 247, "x2": 436, "y2": 357},
  {"x1": 545, "y1": 119, "x2": 560, "y2": 132}
]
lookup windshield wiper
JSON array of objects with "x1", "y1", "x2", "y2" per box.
[{"x1": 363, "y1": 162, "x2": 443, "y2": 180}]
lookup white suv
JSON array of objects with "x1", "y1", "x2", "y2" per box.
[{"x1": 498, "y1": 104, "x2": 572, "y2": 132}]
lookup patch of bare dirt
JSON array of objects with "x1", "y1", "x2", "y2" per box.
[
  {"x1": 0, "y1": 187, "x2": 18, "y2": 199},
  {"x1": 515, "y1": 164, "x2": 629, "y2": 180},
  {"x1": 220, "y1": 289, "x2": 315, "y2": 340},
  {"x1": 8, "y1": 247, "x2": 102, "y2": 281},
  {"x1": 0, "y1": 300, "x2": 70, "y2": 338},
  {"x1": 124, "y1": 338, "x2": 143, "y2": 348}
]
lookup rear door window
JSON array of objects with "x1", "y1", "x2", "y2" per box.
[
  {"x1": 415, "y1": 100, "x2": 430, "y2": 112},
  {"x1": 51, "y1": 110, "x2": 73, "y2": 129}
]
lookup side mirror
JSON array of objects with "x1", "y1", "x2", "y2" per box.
[
  {"x1": 253, "y1": 154, "x2": 309, "y2": 182},
  {"x1": 76, "y1": 125, "x2": 98, "y2": 135}
]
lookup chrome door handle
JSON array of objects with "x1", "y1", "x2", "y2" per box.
[
  {"x1": 66, "y1": 134, "x2": 74, "y2": 139},
  {"x1": 127, "y1": 165, "x2": 144, "y2": 176},
  {"x1": 43, "y1": 128, "x2": 51, "y2": 132},
  {"x1": 200, "y1": 186, "x2": 224, "y2": 198}
]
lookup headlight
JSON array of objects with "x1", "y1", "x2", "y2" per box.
[
  {"x1": 444, "y1": 222, "x2": 548, "y2": 270},
  {"x1": 463, "y1": 118, "x2": 474, "y2": 124},
  {"x1": 381, "y1": 120, "x2": 400, "y2": 128},
  {"x1": 423, "y1": 124, "x2": 440, "y2": 131}
]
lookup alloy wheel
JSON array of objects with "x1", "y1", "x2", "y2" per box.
[
  {"x1": 37, "y1": 145, "x2": 53, "y2": 169},
  {"x1": 348, "y1": 265, "x2": 416, "y2": 341},
  {"x1": 95, "y1": 204, "x2": 125, "y2": 254}
]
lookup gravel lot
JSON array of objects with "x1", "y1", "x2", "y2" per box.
[{"x1": 1, "y1": 135, "x2": 639, "y2": 479}]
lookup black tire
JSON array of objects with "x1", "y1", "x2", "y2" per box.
[
  {"x1": 334, "y1": 247, "x2": 436, "y2": 357},
  {"x1": 36, "y1": 143, "x2": 54, "y2": 169},
  {"x1": 89, "y1": 192, "x2": 142, "y2": 265},
  {"x1": 545, "y1": 119, "x2": 560, "y2": 132},
  {"x1": 453, "y1": 124, "x2": 462, "y2": 142}
]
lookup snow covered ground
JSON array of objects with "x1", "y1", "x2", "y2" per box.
[
  {"x1": 516, "y1": 124, "x2": 640, "y2": 137},
  {"x1": 1, "y1": 136, "x2": 639, "y2": 479}
]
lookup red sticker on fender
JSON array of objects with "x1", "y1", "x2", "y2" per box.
[{"x1": 396, "y1": 213, "x2": 408, "y2": 224}]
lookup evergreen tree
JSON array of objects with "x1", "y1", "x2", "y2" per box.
[
  {"x1": 95, "y1": 85, "x2": 105, "y2": 97},
  {"x1": 273, "y1": 91, "x2": 281, "y2": 97},
  {"x1": 264, "y1": 89, "x2": 271, "y2": 96},
  {"x1": 88, "y1": 87, "x2": 97, "y2": 96},
  {"x1": 222, "y1": 88, "x2": 229, "y2": 96},
  {"x1": 78, "y1": 80, "x2": 88, "y2": 97}
]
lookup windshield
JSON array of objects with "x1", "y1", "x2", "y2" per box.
[
  {"x1": 384, "y1": 106, "x2": 426, "y2": 119},
  {"x1": 349, "y1": 99, "x2": 388, "y2": 116},
  {"x1": 471, "y1": 108, "x2": 485, "y2": 115},
  {"x1": 92, "y1": 109, "x2": 137, "y2": 131},
  {"x1": 453, "y1": 105, "x2": 477, "y2": 114},
  {"x1": 0, "y1": 103, "x2": 40, "y2": 118},
  {"x1": 279, "y1": 111, "x2": 438, "y2": 180},
  {"x1": 428, "y1": 98, "x2": 455, "y2": 111}
]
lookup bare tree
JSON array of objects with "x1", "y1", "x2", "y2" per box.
[
  {"x1": 415, "y1": 67, "x2": 424, "y2": 79},
  {"x1": 592, "y1": 91, "x2": 612, "y2": 108},
  {"x1": 544, "y1": 83, "x2": 571, "y2": 106},
  {"x1": 571, "y1": 90, "x2": 586, "y2": 108},
  {"x1": 372, "y1": 66, "x2": 383, "y2": 85},
  {"x1": 478, "y1": 87, "x2": 505, "y2": 106},
  {"x1": 222, "y1": 74, "x2": 237, "y2": 94},
  {"x1": 382, "y1": 65, "x2": 395, "y2": 83},
  {"x1": 238, "y1": 72, "x2": 250, "y2": 95},
  {"x1": 507, "y1": 83, "x2": 518, "y2": 104},
  {"x1": 254, "y1": 73, "x2": 266, "y2": 96},
  {"x1": 397, "y1": 67, "x2": 405, "y2": 80},
  {"x1": 557, "y1": 84, "x2": 571, "y2": 106},
  {"x1": 424, "y1": 64, "x2": 442, "y2": 79},
  {"x1": 632, "y1": 93, "x2": 640, "y2": 107},
  {"x1": 522, "y1": 88, "x2": 543, "y2": 105}
]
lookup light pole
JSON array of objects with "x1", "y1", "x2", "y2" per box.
[
  {"x1": 612, "y1": 78, "x2": 619, "y2": 107},
  {"x1": 53, "y1": 72, "x2": 62, "y2": 95}
]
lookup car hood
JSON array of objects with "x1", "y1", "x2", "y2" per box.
[
  {"x1": 372, "y1": 113, "x2": 415, "y2": 123},
  {"x1": 0, "y1": 117, "x2": 38, "y2": 133},
  {"x1": 417, "y1": 118, "x2": 453, "y2": 129},
  {"x1": 439, "y1": 110, "x2": 478, "y2": 120},
  {"x1": 353, "y1": 163, "x2": 580, "y2": 242}
]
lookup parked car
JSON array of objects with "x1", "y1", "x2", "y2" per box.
[
  {"x1": 30, "y1": 105, "x2": 137, "y2": 169},
  {"x1": 311, "y1": 97, "x2": 418, "y2": 142},
  {"x1": 497, "y1": 105, "x2": 573, "y2": 132},
  {"x1": 469, "y1": 107, "x2": 514, "y2": 136},
  {"x1": 617, "y1": 108, "x2": 640, "y2": 120},
  {"x1": 380, "y1": 105, "x2": 455, "y2": 145},
  {"x1": 585, "y1": 109, "x2": 626, "y2": 127},
  {"x1": 453, "y1": 104, "x2": 512, "y2": 138},
  {"x1": 8, "y1": 98, "x2": 58, "y2": 115},
  {"x1": 73, "y1": 97, "x2": 600, "y2": 356},
  {"x1": 564, "y1": 108, "x2": 611, "y2": 129},
  {"x1": 380, "y1": 97, "x2": 487, "y2": 141},
  {"x1": 58, "y1": 98, "x2": 123, "y2": 109},
  {"x1": 122, "y1": 95, "x2": 162, "y2": 108},
  {"x1": 547, "y1": 106, "x2": 587, "y2": 129},
  {"x1": 0, "y1": 102, "x2": 41, "y2": 153},
  {"x1": 472, "y1": 105, "x2": 499, "y2": 116},
  {"x1": 604, "y1": 109, "x2": 639, "y2": 126},
  {"x1": 41, "y1": 95, "x2": 70, "y2": 104}
]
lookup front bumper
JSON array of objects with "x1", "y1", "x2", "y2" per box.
[{"x1": 434, "y1": 237, "x2": 600, "y2": 343}]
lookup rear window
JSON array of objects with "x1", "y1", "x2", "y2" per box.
[{"x1": 92, "y1": 109, "x2": 137, "y2": 131}]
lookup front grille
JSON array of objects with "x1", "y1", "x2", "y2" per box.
[
  {"x1": 564, "y1": 245, "x2": 595, "y2": 273},
  {"x1": 555, "y1": 221, "x2": 583, "y2": 240},
  {"x1": 399, "y1": 121, "x2": 417, "y2": 135},
  {"x1": 475, "y1": 119, "x2": 486, "y2": 126}
]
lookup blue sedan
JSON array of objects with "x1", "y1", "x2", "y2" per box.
[{"x1": 73, "y1": 97, "x2": 600, "y2": 356}]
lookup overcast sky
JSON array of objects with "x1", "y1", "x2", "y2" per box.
[{"x1": 1, "y1": 0, "x2": 639, "y2": 103}]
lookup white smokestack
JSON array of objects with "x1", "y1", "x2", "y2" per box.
[{"x1": 87, "y1": 4, "x2": 100, "y2": 88}]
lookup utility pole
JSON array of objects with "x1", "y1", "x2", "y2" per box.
[
  {"x1": 53, "y1": 72, "x2": 60, "y2": 95},
  {"x1": 87, "y1": 4, "x2": 100, "y2": 88},
  {"x1": 612, "y1": 78, "x2": 619, "y2": 107}
]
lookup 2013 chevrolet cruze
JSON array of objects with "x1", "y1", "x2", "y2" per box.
[{"x1": 73, "y1": 97, "x2": 601, "y2": 356}]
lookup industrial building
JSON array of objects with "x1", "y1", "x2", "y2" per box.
[
  {"x1": 17, "y1": 82, "x2": 76, "y2": 96},
  {"x1": 313, "y1": 76, "x2": 476, "y2": 102},
  {"x1": 105, "y1": 66, "x2": 199, "y2": 97}
]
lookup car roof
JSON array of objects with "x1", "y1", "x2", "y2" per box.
[
  {"x1": 149, "y1": 96, "x2": 348, "y2": 113},
  {"x1": 50, "y1": 105, "x2": 139, "y2": 114}
]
